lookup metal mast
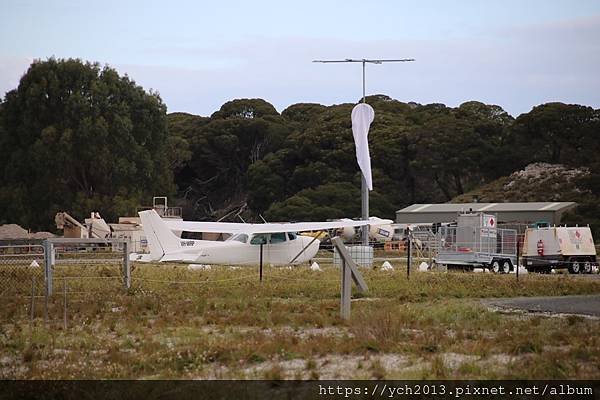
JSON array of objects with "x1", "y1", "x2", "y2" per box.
[{"x1": 313, "y1": 58, "x2": 415, "y2": 245}]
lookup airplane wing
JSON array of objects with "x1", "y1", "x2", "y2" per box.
[
  {"x1": 163, "y1": 217, "x2": 393, "y2": 234},
  {"x1": 244, "y1": 219, "x2": 392, "y2": 234},
  {"x1": 164, "y1": 220, "x2": 249, "y2": 234}
]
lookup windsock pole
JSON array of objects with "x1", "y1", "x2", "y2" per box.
[
  {"x1": 361, "y1": 60, "x2": 369, "y2": 245},
  {"x1": 312, "y1": 58, "x2": 415, "y2": 245}
]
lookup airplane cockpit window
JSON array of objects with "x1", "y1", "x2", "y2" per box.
[
  {"x1": 250, "y1": 233, "x2": 269, "y2": 245},
  {"x1": 229, "y1": 233, "x2": 248, "y2": 243},
  {"x1": 181, "y1": 231, "x2": 203, "y2": 240},
  {"x1": 287, "y1": 232, "x2": 297, "y2": 241},
  {"x1": 270, "y1": 232, "x2": 287, "y2": 243}
]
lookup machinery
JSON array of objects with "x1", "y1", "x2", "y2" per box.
[
  {"x1": 522, "y1": 224, "x2": 597, "y2": 274},
  {"x1": 433, "y1": 212, "x2": 518, "y2": 273}
]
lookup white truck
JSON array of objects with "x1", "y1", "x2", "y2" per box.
[{"x1": 522, "y1": 225, "x2": 598, "y2": 274}]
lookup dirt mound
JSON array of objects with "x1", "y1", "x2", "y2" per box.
[
  {"x1": 0, "y1": 224, "x2": 29, "y2": 239},
  {"x1": 0, "y1": 224, "x2": 56, "y2": 239},
  {"x1": 30, "y1": 231, "x2": 56, "y2": 239}
]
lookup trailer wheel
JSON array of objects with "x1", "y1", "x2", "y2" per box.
[
  {"x1": 583, "y1": 260, "x2": 593, "y2": 274},
  {"x1": 490, "y1": 260, "x2": 501, "y2": 274},
  {"x1": 569, "y1": 260, "x2": 581, "y2": 274},
  {"x1": 501, "y1": 260, "x2": 512, "y2": 274}
]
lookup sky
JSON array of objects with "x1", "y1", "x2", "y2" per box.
[{"x1": 1, "y1": 0, "x2": 599, "y2": 117}]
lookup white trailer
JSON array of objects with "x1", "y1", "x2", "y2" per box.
[
  {"x1": 434, "y1": 212, "x2": 518, "y2": 273},
  {"x1": 522, "y1": 225, "x2": 597, "y2": 274}
]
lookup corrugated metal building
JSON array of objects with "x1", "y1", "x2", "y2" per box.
[{"x1": 396, "y1": 202, "x2": 577, "y2": 225}]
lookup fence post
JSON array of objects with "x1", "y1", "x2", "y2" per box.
[
  {"x1": 43, "y1": 240, "x2": 53, "y2": 296},
  {"x1": 44, "y1": 287, "x2": 48, "y2": 327},
  {"x1": 30, "y1": 277, "x2": 35, "y2": 329},
  {"x1": 63, "y1": 278, "x2": 67, "y2": 330},
  {"x1": 516, "y1": 239, "x2": 520, "y2": 282},
  {"x1": 331, "y1": 237, "x2": 368, "y2": 320},
  {"x1": 123, "y1": 240, "x2": 131, "y2": 289},
  {"x1": 259, "y1": 243, "x2": 264, "y2": 282},
  {"x1": 340, "y1": 259, "x2": 351, "y2": 319},
  {"x1": 406, "y1": 229, "x2": 412, "y2": 280}
]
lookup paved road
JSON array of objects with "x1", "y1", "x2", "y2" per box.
[{"x1": 484, "y1": 295, "x2": 600, "y2": 317}]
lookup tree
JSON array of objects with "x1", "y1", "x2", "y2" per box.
[
  {"x1": 211, "y1": 98, "x2": 279, "y2": 120},
  {"x1": 281, "y1": 103, "x2": 326, "y2": 124},
  {"x1": 170, "y1": 99, "x2": 290, "y2": 220},
  {"x1": 509, "y1": 103, "x2": 599, "y2": 167},
  {"x1": 264, "y1": 183, "x2": 361, "y2": 221},
  {"x1": 410, "y1": 102, "x2": 513, "y2": 201},
  {"x1": 264, "y1": 182, "x2": 395, "y2": 222},
  {"x1": 0, "y1": 58, "x2": 174, "y2": 229}
]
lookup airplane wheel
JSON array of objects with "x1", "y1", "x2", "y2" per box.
[
  {"x1": 501, "y1": 260, "x2": 511, "y2": 274},
  {"x1": 569, "y1": 260, "x2": 581, "y2": 274},
  {"x1": 583, "y1": 260, "x2": 592, "y2": 274},
  {"x1": 491, "y1": 260, "x2": 501, "y2": 274}
]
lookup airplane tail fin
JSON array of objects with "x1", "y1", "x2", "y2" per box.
[{"x1": 139, "y1": 210, "x2": 181, "y2": 261}]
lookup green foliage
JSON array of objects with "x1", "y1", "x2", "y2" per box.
[
  {"x1": 265, "y1": 182, "x2": 360, "y2": 221},
  {"x1": 165, "y1": 112, "x2": 208, "y2": 173},
  {"x1": 281, "y1": 103, "x2": 327, "y2": 124},
  {"x1": 167, "y1": 95, "x2": 600, "y2": 223},
  {"x1": 265, "y1": 182, "x2": 395, "y2": 222},
  {"x1": 561, "y1": 171, "x2": 600, "y2": 237},
  {"x1": 3, "y1": 59, "x2": 600, "y2": 227},
  {"x1": 509, "y1": 103, "x2": 600, "y2": 167},
  {"x1": 175, "y1": 99, "x2": 290, "y2": 218},
  {"x1": 243, "y1": 96, "x2": 517, "y2": 218},
  {"x1": 0, "y1": 58, "x2": 174, "y2": 229},
  {"x1": 211, "y1": 98, "x2": 279, "y2": 120}
]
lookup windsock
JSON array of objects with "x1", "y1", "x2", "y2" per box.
[{"x1": 351, "y1": 103, "x2": 375, "y2": 190}]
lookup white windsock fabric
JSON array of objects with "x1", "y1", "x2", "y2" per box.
[{"x1": 351, "y1": 103, "x2": 375, "y2": 190}]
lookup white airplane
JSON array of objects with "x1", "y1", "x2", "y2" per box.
[{"x1": 134, "y1": 210, "x2": 392, "y2": 266}]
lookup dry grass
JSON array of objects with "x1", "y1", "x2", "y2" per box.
[{"x1": 1, "y1": 262, "x2": 599, "y2": 379}]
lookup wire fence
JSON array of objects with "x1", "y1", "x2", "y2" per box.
[
  {"x1": 18, "y1": 260, "x2": 599, "y2": 325},
  {"x1": 0, "y1": 244, "x2": 46, "y2": 298},
  {"x1": 2, "y1": 234, "x2": 599, "y2": 330}
]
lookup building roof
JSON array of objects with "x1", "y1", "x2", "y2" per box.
[{"x1": 397, "y1": 202, "x2": 576, "y2": 214}]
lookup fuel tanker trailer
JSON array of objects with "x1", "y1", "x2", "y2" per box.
[{"x1": 522, "y1": 224, "x2": 597, "y2": 274}]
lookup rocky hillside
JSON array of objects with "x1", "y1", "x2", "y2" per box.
[{"x1": 453, "y1": 163, "x2": 591, "y2": 203}]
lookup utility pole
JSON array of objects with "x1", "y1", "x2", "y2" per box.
[{"x1": 313, "y1": 58, "x2": 415, "y2": 244}]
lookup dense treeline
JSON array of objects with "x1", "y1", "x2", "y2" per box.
[
  {"x1": 169, "y1": 96, "x2": 600, "y2": 228},
  {"x1": 1, "y1": 59, "x2": 599, "y2": 231}
]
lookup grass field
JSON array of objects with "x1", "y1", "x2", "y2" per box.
[{"x1": 1, "y1": 262, "x2": 600, "y2": 379}]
